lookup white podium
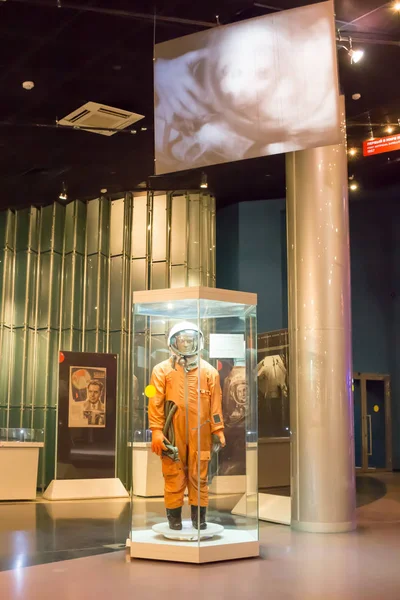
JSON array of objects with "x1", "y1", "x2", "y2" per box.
[
  {"x1": 0, "y1": 441, "x2": 44, "y2": 501},
  {"x1": 131, "y1": 442, "x2": 164, "y2": 497}
]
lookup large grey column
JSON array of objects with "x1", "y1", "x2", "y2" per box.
[{"x1": 286, "y1": 97, "x2": 356, "y2": 533}]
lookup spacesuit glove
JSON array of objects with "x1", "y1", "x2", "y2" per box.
[
  {"x1": 214, "y1": 430, "x2": 226, "y2": 447},
  {"x1": 151, "y1": 429, "x2": 168, "y2": 456}
]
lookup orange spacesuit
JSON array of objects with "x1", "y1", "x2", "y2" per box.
[{"x1": 149, "y1": 356, "x2": 224, "y2": 509}]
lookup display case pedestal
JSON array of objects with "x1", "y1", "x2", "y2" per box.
[
  {"x1": 130, "y1": 442, "x2": 164, "y2": 497},
  {"x1": 209, "y1": 475, "x2": 246, "y2": 495},
  {"x1": 0, "y1": 442, "x2": 44, "y2": 501},
  {"x1": 43, "y1": 477, "x2": 128, "y2": 501},
  {"x1": 232, "y1": 492, "x2": 291, "y2": 525},
  {"x1": 129, "y1": 530, "x2": 259, "y2": 564}
]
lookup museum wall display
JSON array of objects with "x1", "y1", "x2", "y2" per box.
[
  {"x1": 0, "y1": 190, "x2": 216, "y2": 488},
  {"x1": 155, "y1": 1, "x2": 340, "y2": 174},
  {"x1": 129, "y1": 287, "x2": 258, "y2": 563},
  {"x1": 216, "y1": 194, "x2": 400, "y2": 470}
]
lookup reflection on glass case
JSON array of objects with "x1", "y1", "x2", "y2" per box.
[
  {"x1": 258, "y1": 330, "x2": 289, "y2": 439},
  {"x1": 0, "y1": 428, "x2": 44, "y2": 443},
  {"x1": 129, "y1": 287, "x2": 258, "y2": 564}
]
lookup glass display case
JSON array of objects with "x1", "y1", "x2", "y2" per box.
[
  {"x1": 129, "y1": 287, "x2": 258, "y2": 564},
  {"x1": 0, "y1": 428, "x2": 44, "y2": 443}
]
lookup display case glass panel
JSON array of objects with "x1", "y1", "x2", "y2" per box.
[
  {"x1": 0, "y1": 428, "x2": 44, "y2": 442},
  {"x1": 130, "y1": 287, "x2": 258, "y2": 564}
]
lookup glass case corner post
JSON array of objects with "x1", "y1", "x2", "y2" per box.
[{"x1": 247, "y1": 304, "x2": 258, "y2": 530}]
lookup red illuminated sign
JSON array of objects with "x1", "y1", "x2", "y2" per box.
[{"x1": 363, "y1": 134, "x2": 400, "y2": 157}]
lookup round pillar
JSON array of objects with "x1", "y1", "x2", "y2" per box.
[{"x1": 286, "y1": 97, "x2": 356, "y2": 533}]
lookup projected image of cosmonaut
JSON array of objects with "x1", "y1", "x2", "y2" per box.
[
  {"x1": 258, "y1": 354, "x2": 288, "y2": 438},
  {"x1": 154, "y1": 2, "x2": 340, "y2": 174},
  {"x1": 219, "y1": 365, "x2": 247, "y2": 476}
]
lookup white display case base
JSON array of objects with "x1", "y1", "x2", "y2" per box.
[
  {"x1": 232, "y1": 492, "x2": 291, "y2": 525},
  {"x1": 209, "y1": 475, "x2": 246, "y2": 495},
  {"x1": 130, "y1": 527, "x2": 259, "y2": 563},
  {"x1": 0, "y1": 442, "x2": 44, "y2": 501},
  {"x1": 130, "y1": 442, "x2": 164, "y2": 497},
  {"x1": 43, "y1": 477, "x2": 129, "y2": 501},
  {"x1": 152, "y1": 520, "x2": 224, "y2": 541}
]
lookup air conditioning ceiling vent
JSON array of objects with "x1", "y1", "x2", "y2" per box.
[{"x1": 58, "y1": 102, "x2": 144, "y2": 136}]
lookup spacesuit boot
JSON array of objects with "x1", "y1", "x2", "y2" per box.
[
  {"x1": 191, "y1": 506, "x2": 207, "y2": 530},
  {"x1": 166, "y1": 507, "x2": 182, "y2": 530}
]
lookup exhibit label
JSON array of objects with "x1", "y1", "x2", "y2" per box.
[
  {"x1": 209, "y1": 334, "x2": 245, "y2": 359},
  {"x1": 363, "y1": 134, "x2": 400, "y2": 156}
]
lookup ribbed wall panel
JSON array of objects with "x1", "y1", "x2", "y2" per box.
[{"x1": 0, "y1": 191, "x2": 215, "y2": 487}]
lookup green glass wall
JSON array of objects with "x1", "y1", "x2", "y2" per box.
[{"x1": 0, "y1": 191, "x2": 216, "y2": 489}]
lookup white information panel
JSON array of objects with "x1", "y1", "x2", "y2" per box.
[{"x1": 209, "y1": 334, "x2": 245, "y2": 359}]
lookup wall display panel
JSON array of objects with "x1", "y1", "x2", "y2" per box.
[
  {"x1": 154, "y1": 1, "x2": 340, "y2": 174},
  {"x1": 56, "y1": 351, "x2": 117, "y2": 479}
]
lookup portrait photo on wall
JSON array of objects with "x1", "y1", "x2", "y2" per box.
[
  {"x1": 68, "y1": 367, "x2": 107, "y2": 428},
  {"x1": 258, "y1": 330, "x2": 289, "y2": 439},
  {"x1": 154, "y1": 1, "x2": 340, "y2": 174}
]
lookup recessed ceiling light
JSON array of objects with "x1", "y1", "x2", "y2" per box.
[
  {"x1": 100, "y1": 188, "x2": 108, "y2": 194},
  {"x1": 352, "y1": 93, "x2": 361, "y2": 101},
  {"x1": 348, "y1": 148, "x2": 358, "y2": 157},
  {"x1": 350, "y1": 183, "x2": 359, "y2": 191},
  {"x1": 386, "y1": 126, "x2": 394, "y2": 134},
  {"x1": 59, "y1": 182, "x2": 68, "y2": 201},
  {"x1": 393, "y1": 2, "x2": 400, "y2": 12},
  {"x1": 22, "y1": 81, "x2": 35, "y2": 90},
  {"x1": 200, "y1": 172, "x2": 208, "y2": 189}
]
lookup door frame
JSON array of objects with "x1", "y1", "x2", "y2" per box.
[{"x1": 353, "y1": 372, "x2": 392, "y2": 472}]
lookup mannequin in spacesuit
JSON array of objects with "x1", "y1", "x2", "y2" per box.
[{"x1": 148, "y1": 322, "x2": 225, "y2": 531}]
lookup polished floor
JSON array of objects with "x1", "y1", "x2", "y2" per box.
[{"x1": 0, "y1": 473, "x2": 399, "y2": 599}]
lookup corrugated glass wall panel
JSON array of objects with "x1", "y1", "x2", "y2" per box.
[{"x1": 0, "y1": 191, "x2": 215, "y2": 489}]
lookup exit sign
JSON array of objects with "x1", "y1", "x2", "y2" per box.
[{"x1": 363, "y1": 134, "x2": 400, "y2": 157}]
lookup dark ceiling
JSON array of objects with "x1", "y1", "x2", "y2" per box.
[{"x1": 0, "y1": 0, "x2": 399, "y2": 210}]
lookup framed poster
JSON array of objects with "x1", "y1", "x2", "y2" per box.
[
  {"x1": 258, "y1": 330, "x2": 289, "y2": 439},
  {"x1": 68, "y1": 366, "x2": 107, "y2": 428},
  {"x1": 57, "y1": 351, "x2": 118, "y2": 480}
]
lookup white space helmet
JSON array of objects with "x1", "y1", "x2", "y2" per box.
[{"x1": 168, "y1": 321, "x2": 204, "y2": 358}]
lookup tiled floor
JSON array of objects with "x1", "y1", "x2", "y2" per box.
[{"x1": 0, "y1": 473, "x2": 399, "y2": 599}]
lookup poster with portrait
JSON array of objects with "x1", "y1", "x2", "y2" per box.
[
  {"x1": 57, "y1": 351, "x2": 117, "y2": 480},
  {"x1": 154, "y1": 1, "x2": 340, "y2": 174},
  {"x1": 258, "y1": 329, "x2": 289, "y2": 439},
  {"x1": 68, "y1": 366, "x2": 107, "y2": 428}
]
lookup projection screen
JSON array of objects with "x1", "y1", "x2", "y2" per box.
[{"x1": 154, "y1": 1, "x2": 341, "y2": 175}]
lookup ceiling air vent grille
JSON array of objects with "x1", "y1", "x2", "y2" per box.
[{"x1": 58, "y1": 102, "x2": 144, "y2": 136}]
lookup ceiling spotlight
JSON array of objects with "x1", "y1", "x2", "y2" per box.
[
  {"x1": 348, "y1": 48, "x2": 364, "y2": 64},
  {"x1": 140, "y1": 127, "x2": 147, "y2": 131},
  {"x1": 393, "y1": 2, "x2": 400, "y2": 11},
  {"x1": 59, "y1": 182, "x2": 68, "y2": 201},
  {"x1": 100, "y1": 188, "x2": 108, "y2": 194},
  {"x1": 200, "y1": 172, "x2": 208, "y2": 189},
  {"x1": 349, "y1": 183, "x2": 359, "y2": 191},
  {"x1": 352, "y1": 93, "x2": 361, "y2": 101},
  {"x1": 338, "y1": 37, "x2": 364, "y2": 64},
  {"x1": 386, "y1": 126, "x2": 394, "y2": 134},
  {"x1": 348, "y1": 148, "x2": 358, "y2": 157}
]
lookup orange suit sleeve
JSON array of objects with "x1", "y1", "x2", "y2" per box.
[
  {"x1": 148, "y1": 364, "x2": 166, "y2": 430},
  {"x1": 209, "y1": 369, "x2": 224, "y2": 433}
]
